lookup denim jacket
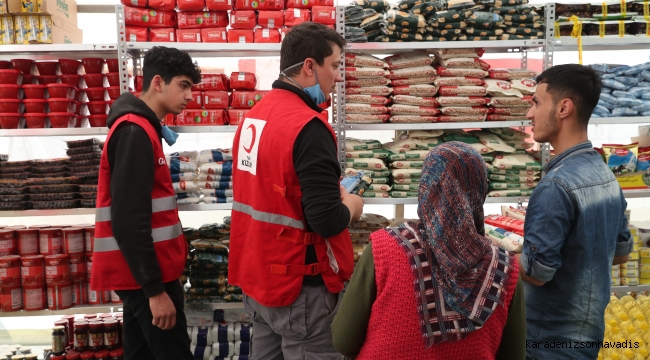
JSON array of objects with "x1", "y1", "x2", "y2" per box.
[{"x1": 522, "y1": 141, "x2": 632, "y2": 360}]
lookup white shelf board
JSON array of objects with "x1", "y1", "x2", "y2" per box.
[
  {"x1": 0, "y1": 44, "x2": 118, "y2": 60},
  {"x1": 125, "y1": 43, "x2": 282, "y2": 57},
  {"x1": 170, "y1": 126, "x2": 239, "y2": 133},
  {"x1": 347, "y1": 40, "x2": 545, "y2": 54},
  {"x1": 346, "y1": 120, "x2": 531, "y2": 131},
  {"x1": 622, "y1": 190, "x2": 650, "y2": 199},
  {"x1": 0, "y1": 304, "x2": 123, "y2": 317},
  {"x1": 611, "y1": 285, "x2": 650, "y2": 293},
  {"x1": 0, "y1": 126, "x2": 240, "y2": 137},
  {"x1": 590, "y1": 117, "x2": 650, "y2": 125},
  {"x1": 553, "y1": 36, "x2": 650, "y2": 51},
  {"x1": 0, "y1": 204, "x2": 233, "y2": 217}
]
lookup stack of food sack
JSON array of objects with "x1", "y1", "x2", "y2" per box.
[
  {"x1": 167, "y1": 151, "x2": 200, "y2": 205},
  {"x1": 485, "y1": 68, "x2": 537, "y2": 120},
  {"x1": 345, "y1": 139, "x2": 392, "y2": 198},
  {"x1": 344, "y1": 0, "x2": 390, "y2": 43},
  {"x1": 590, "y1": 63, "x2": 650, "y2": 118},
  {"x1": 345, "y1": 54, "x2": 392, "y2": 124},
  {"x1": 197, "y1": 148, "x2": 233, "y2": 204},
  {"x1": 209, "y1": 322, "x2": 252, "y2": 360}
]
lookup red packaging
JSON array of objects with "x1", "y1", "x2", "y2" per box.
[
  {"x1": 228, "y1": 108, "x2": 249, "y2": 125},
  {"x1": 194, "y1": 74, "x2": 229, "y2": 91},
  {"x1": 257, "y1": 10, "x2": 283, "y2": 28},
  {"x1": 62, "y1": 228, "x2": 85, "y2": 254},
  {"x1": 177, "y1": 11, "x2": 228, "y2": 29},
  {"x1": 39, "y1": 228, "x2": 63, "y2": 255},
  {"x1": 148, "y1": 0, "x2": 175, "y2": 10},
  {"x1": 254, "y1": 28, "x2": 281, "y2": 43},
  {"x1": 230, "y1": 72, "x2": 257, "y2": 90},
  {"x1": 280, "y1": 27, "x2": 291, "y2": 41},
  {"x1": 176, "y1": 109, "x2": 227, "y2": 125},
  {"x1": 186, "y1": 91, "x2": 203, "y2": 109},
  {"x1": 47, "y1": 282, "x2": 72, "y2": 310},
  {"x1": 203, "y1": 91, "x2": 229, "y2": 109},
  {"x1": 121, "y1": 0, "x2": 148, "y2": 7},
  {"x1": 102, "y1": 291, "x2": 112, "y2": 304},
  {"x1": 0, "y1": 256, "x2": 21, "y2": 286},
  {"x1": 234, "y1": 0, "x2": 283, "y2": 9},
  {"x1": 163, "y1": 113, "x2": 175, "y2": 126},
  {"x1": 484, "y1": 215, "x2": 525, "y2": 236},
  {"x1": 69, "y1": 254, "x2": 86, "y2": 281},
  {"x1": 111, "y1": 291, "x2": 122, "y2": 304},
  {"x1": 86, "y1": 253, "x2": 93, "y2": 282},
  {"x1": 71, "y1": 280, "x2": 88, "y2": 306},
  {"x1": 84, "y1": 227, "x2": 95, "y2": 254},
  {"x1": 230, "y1": 91, "x2": 269, "y2": 108},
  {"x1": 88, "y1": 288, "x2": 103, "y2": 305},
  {"x1": 284, "y1": 8, "x2": 310, "y2": 26},
  {"x1": 311, "y1": 6, "x2": 335, "y2": 24},
  {"x1": 21, "y1": 255, "x2": 45, "y2": 285},
  {"x1": 124, "y1": 6, "x2": 176, "y2": 27},
  {"x1": 62, "y1": 314, "x2": 76, "y2": 346},
  {"x1": 135, "y1": 76, "x2": 144, "y2": 91},
  {"x1": 227, "y1": 29, "x2": 254, "y2": 43},
  {"x1": 230, "y1": 10, "x2": 257, "y2": 29},
  {"x1": 176, "y1": 29, "x2": 202, "y2": 42},
  {"x1": 149, "y1": 28, "x2": 176, "y2": 42},
  {"x1": 0, "y1": 229, "x2": 16, "y2": 256},
  {"x1": 0, "y1": 285, "x2": 22, "y2": 312},
  {"x1": 16, "y1": 229, "x2": 39, "y2": 256},
  {"x1": 206, "y1": 0, "x2": 232, "y2": 10},
  {"x1": 23, "y1": 283, "x2": 46, "y2": 311},
  {"x1": 285, "y1": 0, "x2": 333, "y2": 8},
  {"x1": 121, "y1": 28, "x2": 144, "y2": 44},
  {"x1": 201, "y1": 28, "x2": 228, "y2": 42},
  {"x1": 177, "y1": 0, "x2": 205, "y2": 11},
  {"x1": 45, "y1": 254, "x2": 70, "y2": 285}
]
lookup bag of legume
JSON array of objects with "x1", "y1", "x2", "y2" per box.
[
  {"x1": 391, "y1": 104, "x2": 440, "y2": 115},
  {"x1": 346, "y1": 86, "x2": 393, "y2": 95},
  {"x1": 466, "y1": 12, "x2": 506, "y2": 27},
  {"x1": 346, "y1": 138, "x2": 383, "y2": 151},
  {"x1": 440, "y1": 106, "x2": 491, "y2": 115},
  {"x1": 345, "y1": 95, "x2": 391, "y2": 105},
  {"x1": 388, "y1": 66, "x2": 437, "y2": 80},
  {"x1": 488, "y1": 68, "x2": 537, "y2": 80},
  {"x1": 346, "y1": 78, "x2": 392, "y2": 87},
  {"x1": 345, "y1": 67, "x2": 390, "y2": 79},
  {"x1": 489, "y1": 107, "x2": 530, "y2": 116},
  {"x1": 392, "y1": 84, "x2": 439, "y2": 96},
  {"x1": 436, "y1": 67, "x2": 489, "y2": 78},
  {"x1": 384, "y1": 52, "x2": 433, "y2": 70},
  {"x1": 346, "y1": 103, "x2": 391, "y2": 114},
  {"x1": 490, "y1": 96, "x2": 534, "y2": 107},
  {"x1": 391, "y1": 95, "x2": 440, "y2": 107},
  {"x1": 386, "y1": 10, "x2": 426, "y2": 28},
  {"x1": 434, "y1": 77, "x2": 485, "y2": 86},
  {"x1": 427, "y1": 20, "x2": 469, "y2": 29},
  {"x1": 391, "y1": 76, "x2": 437, "y2": 86},
  {"x1": 347, "y1": 149, "x2": 392, "y2": 159},
  {"x1": 345, "y1": 53, "x2": 388, "y2": 68},
  {"x1": 438, "y1": 57, "x2": 491, "y2": 71},
  {"x1": 430, "y1": 9, "x2": 474, "y2": 23},
  {"x1": 438, "y1": 86, "x2": 487, "y2": 96},
  {"x1": 388, "y1": 150, "x2": 431, "y2": 161},
  {"x1": 438, "y1": 115, "x2": 487, "y2": 122},
  {"x1": 391, "y1": 115, "x2": 438, "y2": 123}
]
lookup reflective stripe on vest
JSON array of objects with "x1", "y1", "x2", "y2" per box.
[
  {"x1": 94, "y1": 223, "x2": 183, "y2": 252},
  {"x1": 233, "y1": 201, "x2": 305, "y2": 230},
  {"x1": 95, "y1": 196, "x2": 177, "y2": 222}
]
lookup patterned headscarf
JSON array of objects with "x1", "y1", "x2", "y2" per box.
[{"x1": 386, "y1": 141, "x2": 516, "y2": 347}]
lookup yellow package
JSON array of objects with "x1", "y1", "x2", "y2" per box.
[
  {"x1": 630, "y1": 251, "x2": 640, "y2": 260},
  {"x1": 641, "y1": 269, "x2": 650, "y2": 279},
  {"x1": 612, "y1": 268, "x2": 620, "y2": 277},
  {"x1": 612, "y1": 277, "x2": 621, "y2": 286},
  {"x1": 21, "y1": 0, "x2": 41, "y2": 13},
  {"x1": 622, "y1": 276, "x2": 639, "y2": 286},
  {"x1": 14, "y1": 15, "x2": 30, "y2": 44},
  {"x1": 620, "y1": 261, "x2": 639, "y2": 270},
  {"x1": 26, "y1": 15, "x2": 38, "y2": 42},
  {"x1": 629, "y1": 226, "x2": 638, "y2": 236},
  {"x1": 623, "y1": 269, "x2": 639, "y2": 277},
  {"x1": 0, "y1": 0, "x2": 5, "y2": 14},
  {"x1": 641, "y1": 247, "x2": 650, "y2": 257},
  {"x1": 39, "y1": 15, "x2": 50, "y2": 43},
  {"x1": 603, "y1": 143, "x2": 639, "y2": 175},
  {"x1": 0, "y1": 16, "x2": 13, "y2": 44}
]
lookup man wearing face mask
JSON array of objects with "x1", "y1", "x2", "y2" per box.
[
  {"x1": 90, "y1": 46, "x2": 201, "y2": 360},
  {"x1": 230, "y1": 23, "x2": 364, "y2": 359}
]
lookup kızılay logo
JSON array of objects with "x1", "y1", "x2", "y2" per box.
[
  {"x1": 56, "y1": 0, "x2": 69, "y2": 17},
  {"x1": 522, "y1": 79, "x2": 536, "y2": 87}
]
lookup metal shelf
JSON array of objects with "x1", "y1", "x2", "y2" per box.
[
  {"x1": 612, "y1": 285, "x2": 650, "y2": 293},
  {"x1": 170, "y1": 126, "x2": 239, "y2": 133},
  {"x1": 622, "y1": 190, "x2": 650, "y2": 199},
  {"x1": 0, "y1": 126, "x2": 240, "y2": 137},
  {"x1": 347, "y1": 40, "x2": 545, "y2": 54},
  {"x1": 0, "y1": 303, "x2": 244, "y2": 317},
  {"x1": 124, "y1": 43, "x2": 282, "y2": 58},
  {"x1": 590, "y1": 117, "x2": 650, "y2": 125},
  {"x1": 553, "y1": 37, "x2": 650, "y2": 52},
  {"x1": 0, "y1": 44, "x2": 119, "y2": 60},
  {"x1": 346, "y1": 121, "x2": 531, "y2": 131},
  {"x1": 0, "y1": 204, "x2": 233, "y2": 217}
]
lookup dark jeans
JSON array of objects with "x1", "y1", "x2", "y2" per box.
[{"x1": 115, "y1": 280, "x2": 193, "y2": 360}]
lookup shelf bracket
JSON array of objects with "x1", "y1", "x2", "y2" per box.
[
  {"x1": 543, "y1": 2, "x2": 555, "y2": 70},
  {"x1": 115, "y1": 4, "x2": 129, "y2": 95},
  {"x1": 335, "y1": 5, "x2": 347, "y2": 174}
]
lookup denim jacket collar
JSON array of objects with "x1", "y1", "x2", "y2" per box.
[{"x1": 544, "y1": 140, "x2": 593, "y2": 173}]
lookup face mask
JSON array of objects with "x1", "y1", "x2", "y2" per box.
[
  {"x1": 280, "y1": 60, "x2": 327, "y2": 107},
  {"x1": 160, "y1": 124, "x2": 179, "y2": 146}
]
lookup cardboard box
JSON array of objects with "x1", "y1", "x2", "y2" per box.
[
  {"x1": 0, "y1": 0, "x2": 7, "y2": 13},
  {"x1": 8, "y1": 0, "x2": 77, "y2": 27}
]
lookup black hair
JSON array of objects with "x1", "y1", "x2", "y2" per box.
[
  {"x1": 280, "y1": 22, "x2": 346, "y2": 77},
  {"x1": 142, "y1": 46, "x2": 201, "y2": 92},
  {"x1": 536, "y1": 64, "x2": 602, "y2": 129}
]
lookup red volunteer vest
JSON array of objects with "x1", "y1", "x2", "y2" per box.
[
  {"x1": 90, "y1": 114, "x2": 187, "y2": 291},
  {"x1": 230, "y1": 89, "x2": 354, "y2": 307}
]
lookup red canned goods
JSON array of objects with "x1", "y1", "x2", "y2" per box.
[
  {"x1": 30, "y1": 224, "x2": 51, "y2": 229},
  {"x1": 88, "y1": 321, "x2": 104, "y2": 351},
  {"x1": 22, "y1": 283, "x2": 46, "y2": 311},
  {"x1": 45, "y1": 254, "x2": 70, "y2": 284},
  {"x1": 39, "y1": 228, "x2": 63, "y2": 255},
  {"x1": 88, "y1": 287, "x2": 103, "y2": 305},
  {"x1": 0, "y1": 285, "x2": 23, "y2": 312},
  {"x1": 84, "y1": 314, "x2": 97, "y2": 320},
  {"x1": 84, "y1": 227, "x2": 95, "y2": 254},
  {"x1": 48, "y1": 282, "x2": 72, "y2": 310},
  {"x1": 54, "y1": 319, "x2": 70, "y2": 345},
  {"x1": 80, "y1": 352, "x2": 95, "y2": 359},
  {"x1": 72, "y1": 280, "x2": 88, "y2": 306},
  {"x1": 102, "y1": 291, "x2": 112, "y2": 304},
  {"x1": 0, "y1": 255, "x2": 21, "y2": 286},
  {"x1": 66, "y1": 351, "x2": 81, "y2": 359},
  {"x1": 16, "y1": 229, "x2": 39, "y2": 255},
  {"x1": 86, "y1": 253, "x2": 93, "y2": 282},
  {"x1": 21, "y1": 255, "x2": 45, "y2": 285},
  {"x1": 74, "y1": 320, "x2": 89, "y2": 352},
  {"x1": 109, "y1": 348, "x2": 124, "y2": 360},
  {"x1": 103, "y1": 320, "x2": 119, "y2": 350},
  {"x1": 0, "y1": 229, "x2": 17, "y2": 256},
  {"x1": 62, "y1": 227, "x2": 85, "y2": 254},
  {"x1": 110, "y1": 291, "x2": 121, "y2": 304},
  {"x1": 69, "y1": 254, "x2": 86, "y2": 281},
  {"x1": 95, "y1": 350, "x2": 109, "y2": 360}
]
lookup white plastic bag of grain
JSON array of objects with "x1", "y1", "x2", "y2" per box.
[
  {"x1": 389, "y1": 160, "x2": 424, "y2": 169},
  {"x1": 474, "y1": 132, "x2": 516, "y2": 153},
  {"x1": 368, "y1": 184, "x2": 393, "y2": 192},
  {"x1": 200, "y1": 162, "x2": 233, "y2": 175},
  {"x1": 390, "y1": 115, "x2": 437, "y2": 123},
  {"x1": 489, "y1": 181, "x2": 538, "y2": 190},
  {"x1": 392, "y1": 183, "x2": 419, "y2": 191},
  {"x1": 345, "y1": 95, "x2": 391, "y2": 105},
  {"x1": 345, "y1": 78, "x2": 391, "y2": 87},
  {"x1": 177, "y1": 197, "x2": 201, "y2": 205},
  {"x1": 166, "y1": 158, "x2": 197, "y2": 173},
  {"x1": 440, "y1": 106, "x2": 490, "y2": 115},
  {"x1": 372, "y1": 176, "x2": 390, "y2": 184},
  {"x1": 438, "y1": 57, "x2": 491, "y2": 71},
  {"x1": 503, "y1": 140, "x2": 535, "y2": 150},
  {"x1": 510, "y1": 78, "x2": 537, "y2": 95},
  {"x1": 345, "y1": 53, "x2": 388, "y2": 68},
  {"x1": 488, "y1": 166, "x2": 539, "y2": 176},
  {"x1": 362, "y1": 191, "x2": 390, "y2": 198},
  {"x1": 191, "y1": 345, "x2": 212, "y2": 360},
  {"x1": 401, "y1": 129, "x2": 444, "y2": 138},
  {"x1": 346, "y1": 157, "x2": 387, "y2": 170},
  {"x1": 201, "y1": 188, "x2": 234, "y2": 197},
  {"x1": 392, "y1": 76, "x2": 438, "y2": 86},
  {"x1": 172, "y1": 181, "x2": 199, "y2": 193},
  {"x1": 493, "y1": 154, "x2": 542, "y2": 170},
  {"x1": 346, "y1": 114, "x2": 390, "y2": 123},
  {"x1": 392, "y1": 168, "x2": 423, "y2": 179},
  {"x1": 346, "y1": 86, "x2": 393, "y2": 95},
  {"x1": 382, "y1": 138, "x2": 422, "y2": 153},
  {"x1": 501, "y1": 206, "x2": 527, "y2": 221},
  {"x1": 467, "y1": 143, "x2": 494, "y2": 154},
  {"x1": 414, "y1": 137, "x2": 443, "y2": 149},
  {"x1": 437, "y1": 96, "x2": 490, "y2": 106},
  {"x1": 171, "y1": 172, "x2": 198, "y2": 182},
  {"x1": 385, "y1": 51, "x2": 433, "y2": 70},
  {"x1": 438, "y1": 86, "x2": 487, "y2": 96},
  {"x1": 434, "y1": 77, "x2": 485, "y2": 86},
  {"x1": 488, "y1": 174, "x2": 539, "y2": 182},
  {"x1": 392, "y1": 84, "x2": 438, "y2": 97},
  {"x1": 197, "y1": 173, "x2": 231, "y2": 182},
  {"x1": 436, "y1": 67, "x2": 489, "y2": 78},
  {"x1": 484, "y1": 79, "x2": 524, "y2": 97},
  {"x1": 202, "y1": 181, "x2": 233, "y2": 189},
  {"x1": 347, "y1": 149, "x2": 391, "y2": 159},
  {"x1": 392, "y1": 177, "x2": 420, "y2": 184},
  {"x1": 346, "y1": 138, "x2": 382, "y2": 151},
  {"x1": 202, "y1": 197, "x2": 234, "y2": 204},
  {"x1": 389, "y1": 191, "x2": 419, "y2": 198},
  {"x1": 391, "y1": 95, "x2": 440, "y2": 107},
  {"x1": 484, "y1": 224, "x2": 523, "y2": 253},
  {"x1": 490, "y1": 107, "x2": 530, "y2": 116},
  {"x1": 390, "y1": 104, "x2": 440, "y2": 115},
  {"x1": 487, "y1": 189, "x2": 534, "y2": 197},
  {"x1": 167, "y1": 150, "x2": 199, "y2": 162},
  {"x1": 388, "y1": 66, "x2": 437, "y2": 80},
  {"x1": 346, "y1": 103, "x2": 390, "y2": 114},
  {"x1": 432, "y1": 48, "x2": 482, "y2": 60},
  {"x1": 388, "y1": 150, "x2": 431, "y2": 161},
  {"x1": 345, "y1": 67, "x2": 390, "y2": 79},
  {"x1": 198, "y1": 149, "x2": 233, "y2": 163},
  {"x1": 490, "y1": 97, "x2": 534, "y2": 107}
]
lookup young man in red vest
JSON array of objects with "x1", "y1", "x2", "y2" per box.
[
  {"x1": 230, "y1": 23, "x2": 364, "y2": 359},
  {"x1": 91, "y1": 46, "x2": 201, "y2": 360}
]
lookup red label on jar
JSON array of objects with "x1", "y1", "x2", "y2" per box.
[
  {"x1": 46, "y1": 263, "x2": 70, "y2": 284},
  {"x1": 72, "y1": 281, "x2": 88, "y2": 306},
  {"x1": 88, "y1": 288, "x2": 102, "y2": 305},
  {"x1": 84, "y1": 227, "x2": 95, "y2": 253},
  {"x1": 18, "y1": 233, "x2": 38, "y2": 255},
  {"x1": 63, "y1": 231, "x2": 84, "y2": 254},
  {"x1": 0, "y1": 238, "x2": 17, "y2": 256},
  {"x1": 47, "y1": 283, "x2": 72, "y2": 310},
  {"x1": 23, "y1": 285, "x2": 46, "y2": 311},
  {"x1": 0, "y1": 286, "x2": 23, "y2": 311},
  {"x1": 90, "y1": 330, "x2": 103, "y2": 348},
  {"x1": 0, "y1": 266, "x2": 20, "y2": 286},
  {"x1": 40, "y1": 230, "x2": 63, "y2": 255}
]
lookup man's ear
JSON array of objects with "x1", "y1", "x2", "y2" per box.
[{"x1": 557, "y1": 98, "x2": 574, "y2": 120}]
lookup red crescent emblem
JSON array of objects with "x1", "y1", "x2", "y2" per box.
[{"x1": 243, "y1": 124, "x2": 256, "y2": 153}]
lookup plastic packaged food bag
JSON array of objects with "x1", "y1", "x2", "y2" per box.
[{"x1": 602, "y1": 143, "x2": 638, "y2": 174}]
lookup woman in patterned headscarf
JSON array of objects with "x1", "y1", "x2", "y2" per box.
[{"x1": 332, "y1": 142, "x2": 526, "y2": 360}]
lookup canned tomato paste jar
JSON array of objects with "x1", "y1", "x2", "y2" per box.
[
  {"x1": 110, "y1": 291, "x2": 121, "y2": 304},
  {"x1": 84, "y1": 227, "x2": 95, "y2": 254},
  {"x1": 45, "y1": 254, "x2": 70, "y2": 284},
  {"x1": 71, "y1": 280, "x2": 88, "y2": 306},
  {"x1": 39, "y1": 228, "x2": 63, "y2": 255},
  {"x1": 0, "y1": 255, "x2": 21, "y2": 286},
  {"x1": 47, "y1": 282, "x2": 72, "y2": 310},
  {"x1": 88, "y1": 287, "x2": 103, "y2": 305},
  {"x1": 62, "y1": 227, "x2": 85, "y2": 254},
  {"x1": 16, "y1": 229, "x2": 39, "y2": 256},
  {"x1": 69, "y1": 254, "x2": 86, "y2": 281},
  {"x1": 21, "y1": 255, "x2": 45, "y2": 285},
  {"x1": 86, "y1": 253, "x2": 92, "y2": 282},
  {"x1": 22, "y1": 283, "x2": 46, "y2": 311},
  {"x1": 0, "y1": 285, "x2": 23, "y2": 312},
  {"x1": 0, "y1": 229, "x2": 17, "y2": 256}
]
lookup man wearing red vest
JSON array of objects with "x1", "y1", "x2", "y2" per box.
[
  {"x1": 230, "y1": 23, "x2": 364, "y2": 359},
  {"x1": 91, "y1": 46, "x2": 201, "y2": 360}
]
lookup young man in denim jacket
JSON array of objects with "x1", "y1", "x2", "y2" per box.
[{"x1": 521, "y1": 64, "x2": 633, "y2": 360}]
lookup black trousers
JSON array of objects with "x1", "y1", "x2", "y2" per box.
[{"x1": 115, "y1": 280, "x2": 193, "y2": 360}]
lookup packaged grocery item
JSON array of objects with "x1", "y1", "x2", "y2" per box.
[
  {"x1": 345, "y1": 53, "x2": 387, "y2": 68},
  {"x1": 346, "y1": 138, "x2": 382, "y2": 151},
  {"x1": 392, "y1": 84, "x2": 438, "y2": 96},
  {"x1": 285, "y1": 8, "x2": 311, "y2": 26},
  {"x1": 493, "y1": 154, "x2": 542, "y2": 170},
  {"x1": 124, "y1": 6, "x2": 176, "y2": 28},
  {"x1": 346, "y1": 103, "x2": 390, "y2": 114},
  {"x1": 229, "y1": 72, "x2": 256, "y2": 90},
  {"x1": 438, "y1": 57, "x2": 491, "y2": 71},
  {"x1": 436, "y1": 67, "x2": 488, "y2": 78},
  {"x1": 484, "y1": 214, "x2": 524, "y2": 236},
  {"x1": 485, "y1": 224, "x2": 523, "y2": 252},
  {"x1": 203, "y1": 91, "x2": 229, "y2": 109},
  {"x1": 484, "y1": 79, "x2": 524, "y2": 97},
  {"x1": 488, "y1": 68, "x2": 538, "y2": 80},
  {"x1": 345, "y1": 67, "x2": 390, "y2": 79},
  {"x1": 176, "y1": 29, "x2": 201, "y2": 42},
  {"x1": 257, "y1": 11, "x2": 283, "y2": 28},
  {"x1": 346, "y1": 114, "x2": 390, "y2": 123},
  {"x1": 230, "y1": 91, "x2": 269, "y2": 108},
  {"x1": 602, "y1": 143, "x2": 639, "y2": 174},
  {"x1": 1, "y1": 16, "x2": 14, "y2": 45},
  {"x1": 346, "y1": 86, "x2": 393, "y2": 95},
  {"x1": 637, "y1": 147, "x2": 650, "y2": 172},
  {"x1": 177, "y1": 0, "x2": 205, "y2": 11},
  {"x1": 230, "y1": 10, "x2": 256, "y2": 29},
  {"x1": 201, "y1": 28, "x2": 228, "y2": 42},
  {"x1": 312, "y1": 6, "x2": 336, "y2": 24},
  {"x1": 235, "y1": 0, "x2": 283, "y2": 9},
  {"x1": 437, "y1": 115, "x2": 486, "y2": 122},
  {"x1": 345, "y1": 95, "x2": 391, "y2": 105},
  {"x1": 149, "y1": 28, "x2": 175, "y2": 42},
  {"x1": 176, "y1": 110, "x2": 227, "y2": 125},
  {"x1": 390, "y1": 104, "x2": 439, "y2": 115},
  {"x1": 177, "y1": 11, "x2": 228, "y2": 29},
  {"x1": 194, "y1": 74, "x2": 229, "y2": 91},
  {"x1": 206, "y1": 0, "x2": 232, "y2": 10},
  {"x1": 438, "y1": 86, "x2": 486, "y2": 96},
  {"x1": 388, "y1": 66, "x2": 437, "y2": 80},
  {"x1": 227, "y1": 109, "x2": 249, "y2": 125},
  {"x1": 149, "y1": 0, "x2": 175, "y2": 10},
  {"x1": 490, "y1": 96, "x2": 533, "y2": 107},
  {"x1": 384, "y1": 52, "x2": 433, "y2": 70},
  {"x1": 227, "y1": 29, "x2": 254, "y2": 43},
  {"x1": 39, "y1": 15, "x2": 52, "y2": 44},
  {"x1": 437, "y1": 96, "x2": 490, "y2": 106}
]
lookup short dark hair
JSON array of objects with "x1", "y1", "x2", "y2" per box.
[
  {"x1": 280, "y1": 23, "x2": 346, "y2": 77},
  {"x1": 142, "y1": 46, "x2": 201, "y2": 92},
  {"x1": 536, "y1": 64, "x2": 602, "y2": 129}
]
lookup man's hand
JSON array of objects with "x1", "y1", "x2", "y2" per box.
[
  {"x1": 149, "y1": 291, "x2": 176, "y2": 330},
  {"x1": 340, "y1": 185, "x2": 364, "y2": 225},
  {"x1": 613, "y1": 255, "x2": 629, "y2": 265}
]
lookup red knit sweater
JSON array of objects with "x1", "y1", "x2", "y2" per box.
[{"x1": 356, "y1": 229, "x2": 519, "y2": 360}]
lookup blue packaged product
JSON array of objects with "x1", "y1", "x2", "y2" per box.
[
  {"x1": 602, "y1": 79, "x2": 629, "y2": 90},
  {"x1": 623, "y1": 63, "x2": 650, "y2": 76},
  {"x1": 615, "y1": 98, "x2": 643, "y2": 107},
  {"x1": 641, "y1": 92, "x2": 650, "y2": 100},
  {"x1": 600, "y1": 93, "x2": 619, "y2": 104},
  {"x1": 627, "y1": 87, "x2": 650, "y2": 98},
  {"x1": 641, "y1": 70, "x2": 650, "y2": 81},
  {"x1": 597, "y1": 99, "x2": 615, "y2": 110},
  {"x1": 611, "y1": 65, "x2": 632, "y2": 75},
  {"x1": 638, "y1": 147, "x2": 650, "y2": 172},
  {"x1": 612, "y1": 107, "x2": 639, "y2": 116},
  {"x1": 612, "y1": 90, "x2": 636, "y2": 99},
  {"x1": 616, "y1": 77, "x2": 640, "y2": 87},
  {"x1": 593, "y1": 105, "x2": 611, "y2": 117},
  {"x1": 601, "y1": 87, "x2": 612, "y2": 94},
  {"x1": 341, "y1": 172, "x2": 363, "y2": 193},
  {"x1": 602, "y1": 143, "x2": 638, "y2": 174},
  {"x1": 632, "y1": 100, "x2": 650, "y2": 112}
]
